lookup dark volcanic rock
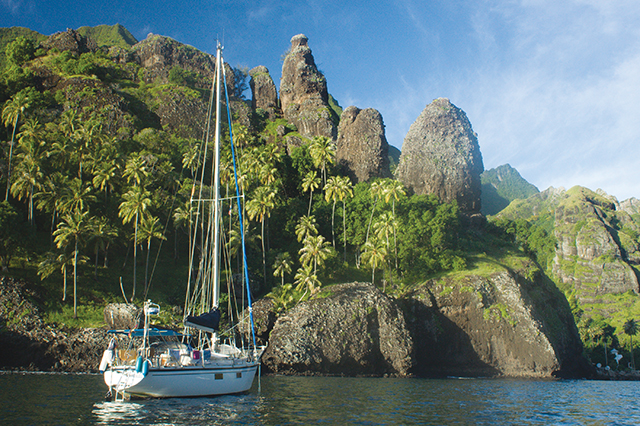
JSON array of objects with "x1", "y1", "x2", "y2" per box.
[
  {"x1": 262, "y1": 282, "x2": 413, "y2": 376},
  {"x1": 249, "y1": 65, "x2": 279, "y2": 119},
  {"x1": 131, "y1": 34, "x2": 214, "y2": 89},
  {"x1": 55, "y1": 77, "x2": 136, "y2": 137},
  {"x1": 336, "y1": 106, "x2": 391, "y2": 183},
  {"x1": 42, "y1": 29, "x2": 97, "y2": 55},
  {"x1": 152, "y1": 85, "x2": 208, "y2": 138},
  {"x1": 0, "y1": 277, "x2": 108, "y2": 372},
  {"x1": 395, "y1": 98, "x2": 484, "y2": 212},
  {"x1": 239, "y1": 298, "x2": 278, "y2": 347},
  {"x1": 404, "y1": 261, "x2": 591, "y2": 378},
  {"x1": 280, "y1": 34, "x2": 336, "y2": 140}
]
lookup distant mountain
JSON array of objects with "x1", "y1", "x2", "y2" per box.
[
  {"x1": 495, "y1": 185, "x2": 640, "y2": 365},
  {"x1": 481, "y1": 164, "x2": 539, "y2": 216},
  {"x1": 76, "y1": 24, "x2": 138, "y2": 49}
]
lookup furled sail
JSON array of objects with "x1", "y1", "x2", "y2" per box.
[{"x1": 184, "y1": 308, "x2": 221, "y2": 332}]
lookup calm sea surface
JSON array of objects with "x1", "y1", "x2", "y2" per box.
[{"x1": 1, "y1": 372, "x2": 638, "y2": 425}]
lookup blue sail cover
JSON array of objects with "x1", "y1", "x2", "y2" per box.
[{"x1": 184, "y1": 308, "x2": 221, "y2": 332}]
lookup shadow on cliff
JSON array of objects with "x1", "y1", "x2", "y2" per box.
[
  {"x1": 516, "y1": 267, "x2": 595, "y2": 378},
  {"x1": 401, "y1": 290, "x2": 501, "y2": 378}
]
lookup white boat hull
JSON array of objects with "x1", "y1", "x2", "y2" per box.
[{"x1": 104, "y1": 361, "x2": 260, "y2": 398}]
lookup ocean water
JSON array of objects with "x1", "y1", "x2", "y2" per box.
[{"x1": 1, "y1": 372, "x2": 639, "y2": 425}]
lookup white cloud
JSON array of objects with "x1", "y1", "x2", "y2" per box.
[{"x1": 1, "y1": 0, "x2": 22, "y2": 14}]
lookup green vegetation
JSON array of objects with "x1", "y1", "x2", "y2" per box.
[
  {"x1": 77, "y1": 24, "x2": 138, "y2": 49},
  {"x1": 2, "y1": 27, "x2": 639, "y2": 375},
  {"x1": 0, "y1": 28, "x2": 482, "y2": 329},
  {"x1": 493, "y1": 183, "x2": 640, "y2": 369},
  {"x1": 480, "y1": 164, "x2": 539, "y2": 216}
]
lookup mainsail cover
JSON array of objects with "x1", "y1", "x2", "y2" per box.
[{"x1": 184, "y1": 308, "x2": 221, "y2": 332}]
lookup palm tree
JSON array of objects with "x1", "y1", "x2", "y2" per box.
[
  {"x1": 273, "y1": 252, "x2": 293, "y2": 287},
  {"x1": 302, "y1": 171, "x2": 320, "y2": 215},
  {"x1": 246, "y1": 185, "x2": 277, "y2": 285},
  {"x1": 118, "y1": 186, "x2": 152, "y2": 301},
  {"x1": 309, "y1": 136, "x2": 335, "y2": 186},
  {"x1": 295, "y1": 215, "x2": 318, "y2": 243},
  {"x1": 73, "y1": 119, "x2": 103, "y2": 180},
  {"x1": 365, "y1": 180, "x2": 385, "y2": 244},
  {"x1": 58, "y1": 178, "x2": 96, "y2": 215},
  {"x1": 294, "y1": 263, "x2": 319, "y2": 300},
  {"x1": 92, "y1": 159, "x2": 118, "y2": 199},
  {"x1": 374, "y1": 212, "x2": 396, "y2": 287},
  {"x1": 137, "y1": 214, "x2": 166, "y2": 299},
  {"x1": 382, "y1": 179, "x2": 405, "y2": 268},
  {"x1": 34, "y1": 172, "x2": 68, "y2": 241},
  {"x1": 182, "y1": 142, "x2": 201, "y2": 178},
  {"x1": 259, "y1": 163, "x2": 278, "y2": 187},
  {"x1": 87, "y1": 216, "x2": 118, "y2": 274},
  {"x1": 2, "y1": 90, "x2": 31, "y2": 201},
  {"x1": 336, "y1": 176, "x2": 353, "y2": 261},
  {"x1": 123, "y1": 153, "x2": 149, "y2": 187},
  {"x1": 299, "y1": 234, "x2": 331, "y2": 277},
  {"x1": 37, "y1": 250, "x2": 76, "y2": 301},
  {"x1": 324, "y1": 176, "x2": 340, "y2": 248},
  {"x1": 54, "y1": 209, "x2": 89, "y2": 319},
  {"x1": 623, "y1": 319, "x2": 639, "y2": 370},
  {"x1": 10, "y1": 119, "x2": 45, "y2": 225},
  {"x1": 361, "y1": 240, "x2": 387, "y2": 289},
  {"x1": 58, "y1": 109, "x2": 78, "y2": 136}
]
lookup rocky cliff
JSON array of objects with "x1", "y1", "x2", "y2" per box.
[
  {"x1": 552, "y1": 188, "x2": 639, "y2": 303},
  {"x1": 42, "y1": 28, "x2": 98, "y2": 55},
  {"x1": 404, "y1": 260, "x2": 588, "y2": 378},
  {"x1": 336, "y1": 106, "x2": 391, "y2": 183},
  {"x1": 279, "y1": 34, "x2": 337, "y2": 140},
  {"x1": 0, "y1": 277, "x2": 107, "y2": 372},
  {"x1": 499, "y1": 186, "x2": 640, "y2": 324},
  {"x1": 395, "y1": 98, "x2": 484, "y2": 213},
  {"x1": 249, "y1": 65, "x2": 279, "y2": 119},
  {"x1": 256, "y1": 264, "x2": 589, "y2": 378},
  {"x1": 131, "y1": 34, "x2": 214, "y2": 89},
  {"x1": 262, "y1": 282, "x2": 414, "y2": 376}
]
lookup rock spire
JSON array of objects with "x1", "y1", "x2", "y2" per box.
[
  {"x1": 336, "y1": 106, "x2": 391, "y2": 183},
  {"x1": 280, "y1": 34, "x2": 337, "y2": 140},
  {"x1": 395, "y1": 98, "x2": 483, "y2": 212}
]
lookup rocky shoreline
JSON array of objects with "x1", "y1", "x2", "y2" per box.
[{"x1": 2, "y1": 275, "x2": 634, "y2": 380}]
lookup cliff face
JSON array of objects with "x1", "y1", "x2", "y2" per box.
[
  {"x1": 262, "y1": 282, "x2": 414, "y2": 376},
  {"x1": 279, "y1": 34, "x2": 336, "y2": 140},
  {"x1": 404, "y1": 261, "x2": 588, "y2": 378},
  {"x1": 499, "y1": 186, "x2": 640, "y2": 323},
  {"x1": 131, "y1": 34, "x2": 214, "y2": 89},
  {"x1": 42, "y1": 28, "x2": 97, "y2": 55},
  {"x1": 551, "y1": 188, "x2": 640, "y2": 304},
  {"x1": 395, "y1": 98, "x2": 484, "y2": 213},
  {"x1": 336, "y1": 106, "x2": 391, "y2": 183},
  {"x1": 257, "y1": 262, "x2": 588, "y2": 378},
  {"x1": 249, "y1": 65, "x2": 279, "y2": 119}
]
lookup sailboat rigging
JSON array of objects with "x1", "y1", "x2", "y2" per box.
[{"x1": 101, "y1": 42, "x2": 265, "y2": 400}]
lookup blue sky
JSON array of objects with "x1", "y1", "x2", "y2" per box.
[{"x1": 2, "y1": 0, "x2": 639, "y2": 200}]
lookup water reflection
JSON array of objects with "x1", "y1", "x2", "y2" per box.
[
  {"x1": 3, "y1": 373, "x2": 640, "y2": 425},
  {"x1": 92, "y1": 393, "x2": 264, "y2": 425}
]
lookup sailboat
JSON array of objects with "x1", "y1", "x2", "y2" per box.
[{"x1": 101, "y1": 43, "x2": 266, "y2": 400}]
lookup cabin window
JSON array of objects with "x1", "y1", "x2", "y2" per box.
[
  {"x1": 215, "y1": 373, "x2": 223, "y2": 380},
  {"x1": 236, "y1": 372, "x2": 242, "y2": 378}
]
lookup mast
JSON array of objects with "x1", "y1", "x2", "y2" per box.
[{"x1": 212, "y1": 42, "x2": 223, "y2": 309}]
